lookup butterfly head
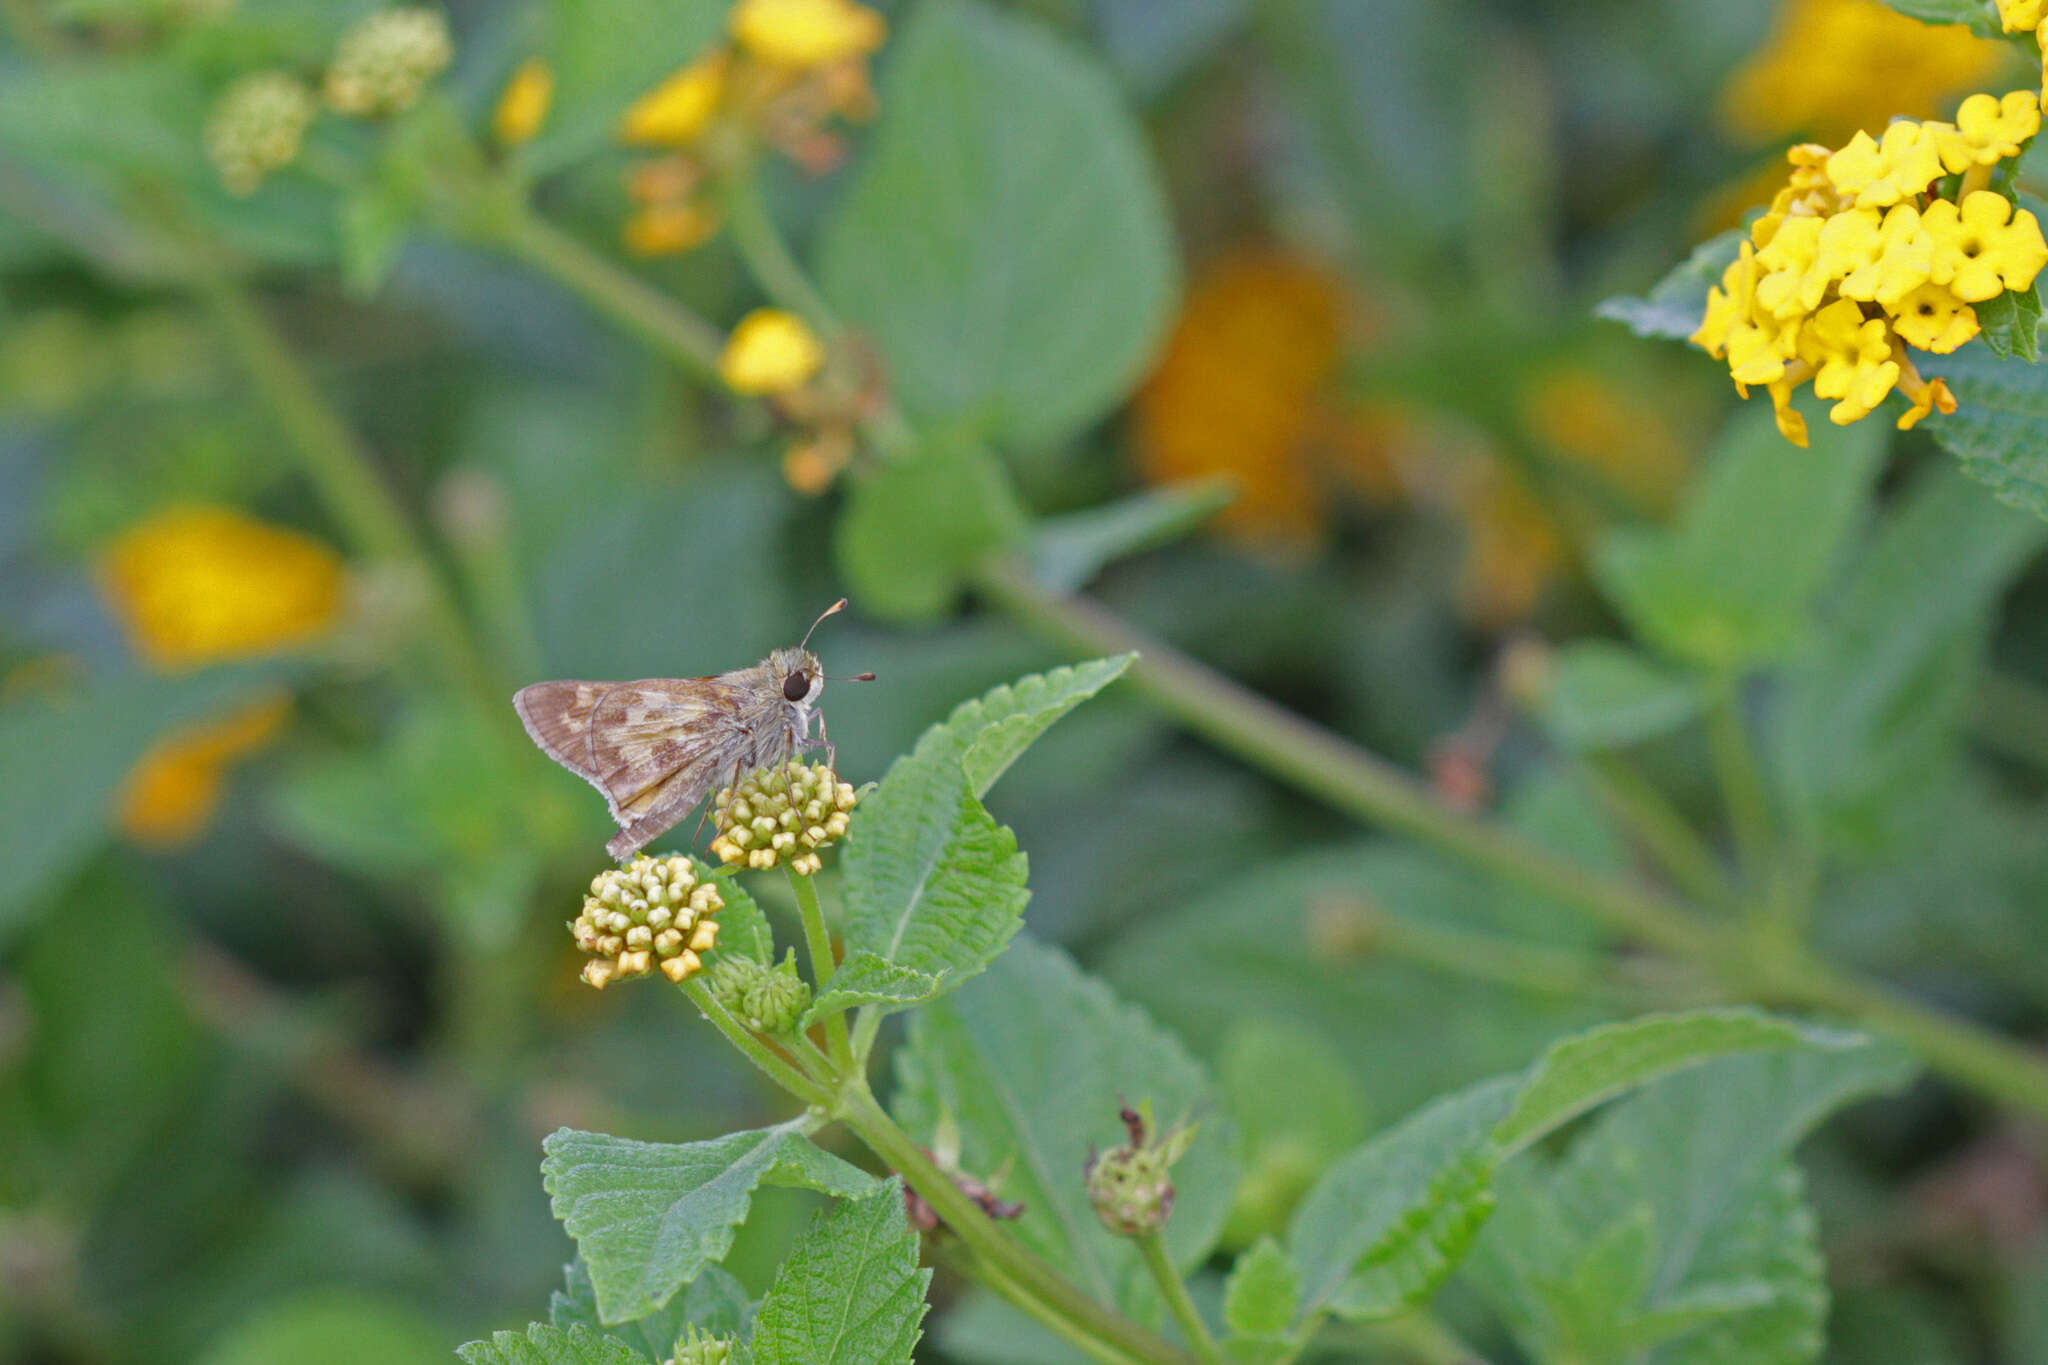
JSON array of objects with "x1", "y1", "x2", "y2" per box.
[{"x1": 768, "y1": 646, "x2": 825, "y2": 709}]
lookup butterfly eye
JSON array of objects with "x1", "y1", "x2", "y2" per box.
[{"x1": 783, "y1": 672, "x2": 811, "y2": 702}]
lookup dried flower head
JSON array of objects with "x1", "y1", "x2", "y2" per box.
[
  {"x1": 571, "y1": 854, "x2": 724, "y2": 988},
  {"x1": 324, "y1": 7, "x2": 453, "y2": 117},
  {"x1": 205, "y1": 71, "x2": 318, "y2": 195},
  {"x1": 710, "y1": 758, "x2": 857, "y2": 875},
  {"x1": 1085, "y1": 1102, "x2": 1196, "y2": 1238}
]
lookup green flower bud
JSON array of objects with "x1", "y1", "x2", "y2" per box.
[
  {"x1": 571, "y1": 854, "x2": 723, "y2": 989},
  {"x1": 667, "y1": 1325, "x2": 735, "y2": 1365},
  {"x1": 324, "y1": 6, "x2": 453, "y2": 117},
  {"x1": 205, "y1": 71, "x2": 317, "y2": 195},
  {"x1": 1085, "y1": 1103, "x2": 1197, "y2": 1238},
  {"x1": 739, "y1": 951, "x2": 812, "y2": 1035},
  {"x1": 701, "y1": 952, "x2": 765, "y2": 1017},
  {"x1": 711, "y1": 759, "x2": 858, "y2": 876}
]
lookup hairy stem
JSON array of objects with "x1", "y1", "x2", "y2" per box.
[
  {"x1": 973, "y1": 557, "x2": 1717, "y2": 960},
  {"x1": 788, "y1": 866, "x2": 853, "y2": 1070},
  {"x1": 1134, "y1": 1233, "x2": 1223, "y2": 1365},
  {"x1": 837, "y1": 1082, "x2": 1199, "y2": 1365},
  {"x1": 936, "y1": 1243, "x2": 1147, "y2": 1365},
  {"x1": 681, "y1": 977, "x2": 835, "y2": 1109}
]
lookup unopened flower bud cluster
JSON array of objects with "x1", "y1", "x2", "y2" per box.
[
  {"x1": 206, "y1": 72, "x2": 318, "y2": 195},
  {"x1": 324, "y1": 7, "x2": 453, "y2": 116},
  {"x1": 667, "y1": 1325, "x2": 736, "y2": 1365},
  {"x1": 711, "y1": 758, "x2": 856, "y2": 876},
  {"x1": 702, "y1": 951, "x2": 812, "y2": 1035},
  {"x1": 203, "y1": 6, "x2": 453, "y2": 194},
  {"x1": 1085, "y1": 1105, "x2": 1196, "y2": 1239},
  {"x1": 571, "y1": 854, "x2": 724, "y2": 989}
]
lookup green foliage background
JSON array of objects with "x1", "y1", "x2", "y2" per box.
[{"x1": 6, "y1": 0, "x2": 2048, "y2": 1363}]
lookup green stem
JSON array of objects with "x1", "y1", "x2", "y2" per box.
[
  {"x1": 190, "y1": 258, "x2": 497, "y2": 701},
  {"x1": 681, "y1": 977, "x2": 835, "y2": 1108},
  {"x1": 1706, "y1": 685, "x2": 1775, "y2": 895},
  {"x1": 499, "y1": 209, "x2": 726, "y2": 383},
  {"x1": 788, "y1": 865, "x2": 853, "y2": 1071},
  {"x1": 1134, "y1": 1233, "x2": 1222, "y2": 1365},
  {"x1": 972, "y1": 558, "x2": 2048, "y2": 1123},
  {"x1": 1761, "y1": 957, "x2": 2048, "y2": 1121},
  {"x1": 725, "y1": 171, "x2": 839, "y2": 329},
  {"x1": 937, "y1": 1243, "x2": 1147, "y2": 1365},
  {"x1": 1372, "y1": 914, "x2": 1622, "y2": 1000},
  {"x1": 836, "y1": 1082, "x2": 1198, "y2": 1365},
  {"x1": 1579, "y1": 753, "x2": 1732, "y2": 909},
  {"x1": 972, "y1": 557, "x2": 1718, "y2": 961}
]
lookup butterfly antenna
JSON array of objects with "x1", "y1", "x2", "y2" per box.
[
  {"x1": 799, "y1": 598, "x2": 849, "y2": 652},
  {"x1": 830, "y1": 672, "x2": 877, "y2": 682}
]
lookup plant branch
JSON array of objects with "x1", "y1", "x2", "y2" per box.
[
  {"x1": 972, "y1": 557, "x2": 1718, "y2": 960},
  {"x1": 1134, "y1": 1233, "x2": 1222, "y2": 1365},
  {"x1": 725, "y1": 171, "x2": 839, "y2": 329},
  {"x1": 498, "y1": 208, "x2": 727, "y2": 382},
  {"x1": 935, "y1": 1242, "x2": 1147, "y2": 1365},
  {"x1": 788, "y1": 866, "x2": 854, "y2": 1070},
  {"x1": 681, "y1": 977, "x2": 835, "y2": 1108},
  {"x1": 1578, "y1": 752, "x2": 1733, "y2": 909},
  {"x1": 836, "y1": 1082, "x2": 1199, "y2": 1365}
]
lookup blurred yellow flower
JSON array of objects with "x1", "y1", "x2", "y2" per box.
[
  {"x1": 493, "y1": 58, "x2": 554, "y2": 145},
  {"x1": 1134, "y1": 249, "x2": 1348, "y2": 552},
  {"x1": 729, "y1": 0, "x2": 885, "y2": 71},
  {"x1": 100, "y1": 506, "x2": 344, "y2": 671},
  {"x1": 718, "y1": 309, "x2": 825, "y2": 395},
  {"x1": 624, "y1": 201, "x2": 723, "y2": 257},
  {"x1": 1721, "y1": 0, "x2": 1998, "y2": 145},
  {"x1": 1521, "y1": 366, "x2": 1690, "y2": 516},
  {"x1": 619, "y1": 53, "x2": 728, "y2": 147},
  {"x1": 117, "y1": 696, "x2": 290, "y2": 847}
]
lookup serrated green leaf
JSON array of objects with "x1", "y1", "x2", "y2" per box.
[
  {"x1": 541, "y1": 1119, "x2": 878, "y2": 1324},
  {"x1": 712, "y1": 878, "x2": 776, "y2": 967},
  {"x1": 1540, "y1": 641, "x2": 1708, "y2": 751},
  {"x1": 838, "y1": 657, "x2": 1133, "y2": 997},
  {"x1": 1775, "y1": 463, "x2": 2047, "y2": 850},
  {"x1": 750, "y1": 1181, "x2": 930, "y2": 1365},
  {"x1": 892, "y1": 937, "x2": 1239, "y2": 1314},
  {"x1": 1928, "y1": 345, "x2": 2048, "y2": 518},
  {"x1": 1596, "y1": 229, "x2": 1743, "y2": 341},
  {"x1": 1467, "y1": 1044, "x2": 1913, "y2": 1365},
  {"x1": 457, "y1": 1324, "x2": 649, "y2": 1365},
  {"x1": 1975, "y1": 283, "x2": 2043, "y2": 362},
  {"x1": 1286, "y1": 1011, "x2": 1900, "y2": 1326},
  {"x1": 1493, "y1": 1009, "x2": 1866, "y2": 1156},
  {"x1": 835, "y1": 435, "x2": 1027, "y2": 625},
  {"x1": 817, "y1": 0, "x2": 1178, "y2": 451},
  {"x1": 549, "y1": 1259, "x2": 754, "y2": 1362},
  {"x1": 802, "y1": 951, "x2": 941, "y2": 1029},
  {"x1": 1593, "y1": 401, "x2": 1884, "y2": 671},
  {"x1": 1027, "y1": 480, "x2": 1236, "y2": 592},
  {"x1": 1223, "y1": 1239, "x2": 1301, "y2": 1338}
]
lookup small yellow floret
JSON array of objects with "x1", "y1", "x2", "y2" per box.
[
  {"x1": 619, "y1": 53, "x2": 728, "y2": 146},
  {"x1": 100, "y1": 506, "x2": 344, "y2": 671},
  {"x1": 493, "y1": 59, "x2": 554, "y2": 145},
  {"x1": 729, "y1": 0, "x2": 885, "y2": 70},
  {"x1": 1826, "y1": 121, "x2": 1944, "y2": 208},
  {"x1": 1890, "y1": 282, "x2": 1979, "y2": 353},
  {"x1": 718, "y1": 309, "x2": 826, "y2": 395},
  {"x1": 1998, "y1": 0, "x2": 2045, "y2": 32},
  {"x1": 1923, "y1": 191, "x2": 2048, "y2": 302},
  {"x1": 1801, "y1": 298, "x2": 1900, "y2": 424},
  {"x1": 1935, "y1": 91, "x2": 2039, "y2": 171}
]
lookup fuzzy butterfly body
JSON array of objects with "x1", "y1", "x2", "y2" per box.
[{"x1": 514, "y1": 643, "x2": 829, "y2": 859}]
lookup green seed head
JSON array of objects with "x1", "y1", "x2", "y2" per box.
[
  {"x1": 205, "y1": 71, "x2": 317, "y2": 195},
  {"x1": 324, "y1": 6, "x2": 453, "y2": 116}
]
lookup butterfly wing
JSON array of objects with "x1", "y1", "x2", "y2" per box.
[{"x1": 515, "y1": 675, "x2": 753, "y2": 857}]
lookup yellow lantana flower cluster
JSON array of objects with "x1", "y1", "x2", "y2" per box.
[
  {"x1": 1694, "y1": 95, "x2": 2048, "y2": 445},
  {"x1": 571, "y1": 855, "x2": 725, "y2": 988},
  {"x1": 1998, "y1": 0, "x2": 2048, "y2": 106},
  {"x1": 710, "y1": 758, "x2": 857, "y2": 876},
  {"x1": 616, "y1": 0, "x2": 885, "y2": 257}
]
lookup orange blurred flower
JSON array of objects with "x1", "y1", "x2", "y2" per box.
[
  {"x1": 116, "y1": 696, "x2": 291, "y2": 847},
  {"x1": 1133, "y1": 249, "x2": 1349, "y2": 553},
  {"x1": 99, "y1": 506, "x2": 344, "y2": 671}
]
